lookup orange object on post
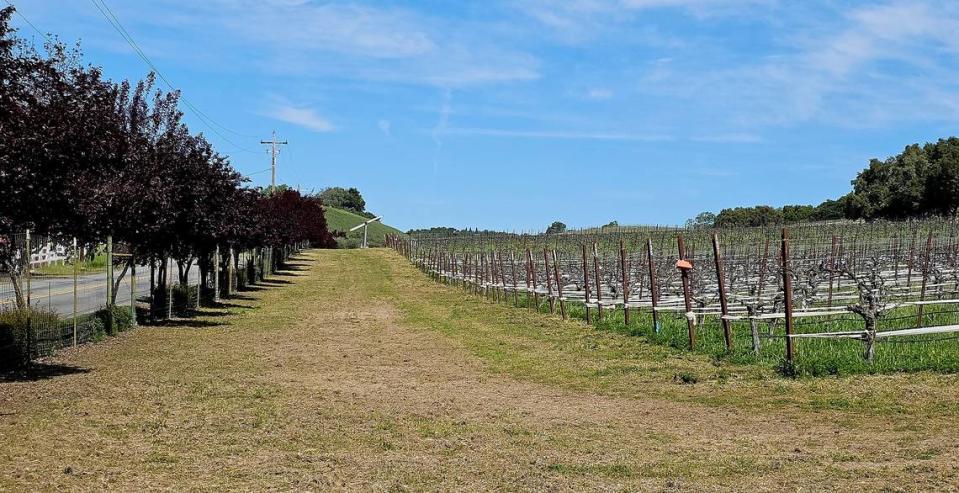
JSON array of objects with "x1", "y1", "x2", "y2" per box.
[{"x1": 676, "y1": 259, "x2": 693, "y2": 270}]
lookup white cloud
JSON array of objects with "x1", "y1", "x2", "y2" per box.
[
  {"x1": 633, "y1": 1, "x2": 959, "y2": 127},
  {"x1": 268, "y1": 105, "x2": 334, "y2": 133},
  {"x1": 184, "y1": 0, "x2": 540, "y2": 86},
  {"x1": 442, "y1": 127, "x2": 673, "y2": 141},
  {"x1": 441, "y1": 127, "x2": 763, "y2": 143},
  {"x1": 515, "y1": 0, "x2": 772, "y2": 40}
]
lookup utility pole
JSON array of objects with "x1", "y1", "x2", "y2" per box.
[{"x1": 260, "y1": 130, "x2": 288, "y2": 194}]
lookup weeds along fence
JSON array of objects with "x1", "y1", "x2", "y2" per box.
[
  {"x1": 387, "y1": 219, "x2": 959, "y2": 375},
  {"x1": 1, "y1": 229, "x2": 298, "y2": 369}
]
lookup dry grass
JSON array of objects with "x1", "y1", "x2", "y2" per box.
[{"x1": 1, "y1": 249, "x2": 958, "y2": 491}]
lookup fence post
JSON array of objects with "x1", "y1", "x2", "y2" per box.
[
  {"x1": 827, "y1": 235, "x2": 837, "y2": 307},
  {"x1": 130, "y1": 259, "x2": 137, "y2": 326},
  {"x1": 24, "y1": 229, "x2": 32, "y2": 364},
  {"x1": 166, "y1": 256, "x2": 174, "y2": 320},
  {"x1": 228, "y1": 246, "x2": 235, "y2": 296},
  {"x1": 25, "y1": 228, "x2": 31, "y2": 307},
  {"x1": 214, "y1": 245, "x2": 220, "y2": 303},
  {"x1": 917, "y1": 231, "x2": 934, "y2": 327},
  {"x1": 106, "y1": 235, "x2": 113, "y2": 306},
  {"x1": 581, "y1": 244, "x2": 591, "y2": 324},
  {"x1": 196, "y1": 257, "x2": 202, "y2": 310},
  {"x1": 552, "y1": 249, "x2": 566, "y2": 320},
  {"x1": 677, "y1": 234, "x2": 695, "y2": 349},
  {"x1": 781, "y1": 228, "x2": 795, "y2": 364},
  {"x1": 620, "y1": 240, "x2": 630, "y2": 326},
  {"x1": 73, "y1": 237, "x2": 78, "y2": 346},
  {"x1": 527, "y1": 248, "x2": 538, "y2": 311},
  {"x1": 509, "y1": 252, "x2": 519, "y2": 306},
  {"x1": 647, "y1": 238, "x2": 659, "y2": 333},
  {"x1": 543, "y1": 248, "x2": 555, "y2": 314},
  {"x1": 712, "y1": 233, "x2": 733, "y2": 351},
  {"x1": 592, "y1": 243, "x2": 603, "y2": 322}
]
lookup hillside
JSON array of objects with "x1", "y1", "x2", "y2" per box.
[{"x1": 324, "y1": 206, "x2": 403, "y2": 248}]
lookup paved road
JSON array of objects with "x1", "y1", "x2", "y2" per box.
[{"x1": 0, "y1": 267, "x2": 201, "y2": 316}]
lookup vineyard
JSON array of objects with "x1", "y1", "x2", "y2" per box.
[{"x1": 388, "y1": 219, "x2": 959, "y2": 376}]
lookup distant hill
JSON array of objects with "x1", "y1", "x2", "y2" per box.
[{"x1": 324, "y1": 206, "x2": 403, "y2": 248}]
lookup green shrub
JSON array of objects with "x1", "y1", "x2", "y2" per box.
[
  {"x1": 94, "y1": 304, "x2": 135, "y2": 336},
  {"x1": 151, "y1": 284, "x2": 198, "y2": 318},
  {"x1": 172, "y1": 284, "x2": 197, "y2": 311},
  {"x1": 0, "y1": 308, "x2": 60, "y2": 369}
]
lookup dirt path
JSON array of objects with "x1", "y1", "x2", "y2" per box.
[{"x1": 1, "y1": 250, "x2": 957, "y2": 491}]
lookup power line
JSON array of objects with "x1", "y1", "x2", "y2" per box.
[
  {"x1": 3, "y1": 0, "x2": 53, "y2": 43},
  {"x1": 87, "y1": 0, "x2": 259, "y2": 153},
  {"x1": 91, "y1": 0, "x2": 257, "y2": 142}
]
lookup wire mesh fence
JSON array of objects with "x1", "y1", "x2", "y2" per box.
[
  {"x1": 389, "y1": 219, "x2": 959, "y2": 375},
  {"x1": 1, "y1": 230, "x2": 287, "y2": 369}
]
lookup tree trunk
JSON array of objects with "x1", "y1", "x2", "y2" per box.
[
  {"x1": 863, "y1": 316, "x2": 877, "y2": 362},
  {"x1": 7, "y1": 272, "x2": 26, "y2": 310},
  {"x1": 749, "y1": 316, "x2": 761, "y2": 355},
  {"x1": 110, "y1": 257, "x2": 132, "y2": 305}
]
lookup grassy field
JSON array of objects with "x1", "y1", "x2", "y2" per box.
[
  {"x1": 1, "y1": 249, "x2": 958, "y2": 491},
  {"x1": 324, "y1": 206, "x2": 403, "y2": 248},
  {"x1": 33, "y1": 254, "x2": 107, "y2": 277}
]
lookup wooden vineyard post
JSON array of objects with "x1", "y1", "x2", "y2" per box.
[
  {"x1": 491, "y1": 251, "x2": 499, "y2": 302},
  {"x1": 712, "y1": 233, "x2": 733, "y2": 351},
  {"x1": 677, "y1": 234, "x2": 696, "y2": 350},
  {"x1": 498, "y1": 251, "x2": 509, "y2": 304},
  {"x1": 527, "y1": 248, "x2": 538, "y2": 311},
  {"x1": 827, "y1": 235, "x2": 837, "y2": 307},
  {"x1": 475, "y1": 254, "x2": 481, "y2": 296},
  {"x1": 451, "y1": 252, "x2": 457, "y2": 286},
  {"x1": 781, "y1": 228, "x2": 795, "y2": 364},
  {"x1": 917, "y1": 231, "x2": 934, "y2": 327},
  {"x1": 480, "y1": 252, "x2": 492, "y2": 300},
  {"x1": 907, "y1": 230, "x2": 917, "y2": 288},
  {"x1": 893, "y1": 234, "x2": 901, "y2": 282},
  {"x1": 619, "y1": 240, "x2": 630, "y2": 326},
  {"x1": 509, "y1": 252, "x2": 519, "y2": 306},
  {"x1": 523, "y1": 249, "x2": 531, "y2": 310},
  {"x1": 486, "y1": 252, "x2": 494, "y2": 301},
  {"x1": 581, "y1": 244, "x2": 592, "y2": 324},
  {"x1": 592, "y1": 243, "x2": 603, "y2": 322},
  {"x1": 647, "y1": 238, "x2": 660, "y2": 333},
  {"x1": 482, "y1": 253, "x2": 490, "y2": 300},
  {"x1": 543, "y1": 249, "x2": 555, "y2": 314},
  {"x1": 552, "y1": 249, "x2": 567, "y2": 320}
]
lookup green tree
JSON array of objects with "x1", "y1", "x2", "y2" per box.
[
  {"x1": 714, "y1": 206, "x2": 783, "y2": 227},
  {"x1": 923, "y1": 138, "x2": 959, "y2": 216},
  {"x1": 847, "y1": 144, "x2": 929, "y2": 220},
  {"x1": 811, "y1": 196, "x2": 849, "y2": 221},
  {"x1": 546, "y1": 221, "x2": 567, "y2": 234},
  {"x1": 319, "y1": 187, "x2": 366, "y2": 214},
  {"x1": 782, "y1": 205, "x2": 815, "y2": 223},
  {"x1": 685, "y1": 212, "x2": 716, "y2": 229}
]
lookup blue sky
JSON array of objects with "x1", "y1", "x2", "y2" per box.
[{"x1": 10, "y1": 0, "x2": 959, "y2": 231}]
